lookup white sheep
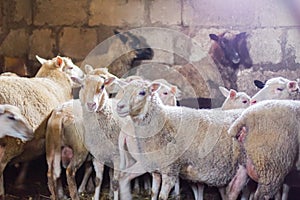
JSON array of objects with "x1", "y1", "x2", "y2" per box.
[
  {"x1": 0, "y1": 104, "x2": 33, "y2": 142},
  {"x1": 116, "y1": 80, "x2": 246, "y2": 200},
  {"x1": 250, "y1": 77, "x2": 299, "y2": 105},
  {"x1": 228, "y1": 100, "x2": 300, "y2": 200},
  {"x1": 0, "y1": 55, "x2": 84, "y2": 197},
  {"x1": 219, "y1": 86, "x2": 250, "y2": 110}
]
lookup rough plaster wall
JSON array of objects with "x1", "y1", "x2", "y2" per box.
[{"x1": 0, "y1": 0, "x2": 300, "y2": 99}]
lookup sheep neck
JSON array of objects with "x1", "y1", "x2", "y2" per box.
[{"x1": 132, "y1": 94, "x2": 165, "y2": 129}]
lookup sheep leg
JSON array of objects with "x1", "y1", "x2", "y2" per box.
[
  {"x1": 119, "y1": 171, "x2": 146, "y2": 200},
  {"x1": 171, "y1": 177, "x2": 180, "y2": 199},
  {"x1": 281, "y1": 183, "x2": 290, "y2": 200},
  {"x1": 92, "y1": 159, "x2": 104, "y2": 200},
  {"x1": 109, "y1": 167, "x2": 114, "y2": 198},
  {"x1": 218, "y1": 187, "x2": 226, "y2": 200},
  {"x1": 66, "y1": 164, "x2": 80, "y2": 200},
  {"x1": 253, "y1": 183, "x2": 281, "y2": 200},
  {"x1": 191, "y1": 183, "x2": 204, "y2": 200},
  {"x1": 151, "y1": 172, "x2": 161, "y2": 200},
  {"x1": 144, "y1": 174, "x2": 152, "y2": 195},
  {"x1": 78, "y1": 159, "x2": 93, "y2": 194},
  {"x1": 158, "y1": 174, "x2": 177, "y2": 200},
  {"x1": 14, "y1": 162, "x2": 29, "y2": 188},
  {"x1": 132, "y1": 178, "x2": 140, "y2": 194},
  {"x1": 46, "y1": 149, "x2": 62, "y2": 200},
  {"x1": 226, "y1": 164, "x2": 248, "y2": 200}
]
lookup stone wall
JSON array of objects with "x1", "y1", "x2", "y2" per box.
[{"x1": 1, "y1": 0, "x2": 300, "y2": 99}]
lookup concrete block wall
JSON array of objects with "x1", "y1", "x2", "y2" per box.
[{"x1": 0, "y1": 0, "x2": 300, "y2": 96}]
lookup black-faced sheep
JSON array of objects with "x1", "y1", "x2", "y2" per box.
[{"x1": 83, "y1": 30, "x2": 154, "y2": 78}]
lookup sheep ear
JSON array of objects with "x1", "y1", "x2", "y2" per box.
[
  {"x1": 85, "y1": 64, "x2": 94, "y2": 74},
  {"x1": 55, "y1": 56, "x2": 64, "y2": 68},
  {"x1": 149, "y1": 83, "x2": 161, "y2": 94},
  {"x1": 209, "y1": 34, "x2": 219, "y2": 41},
  {"x1": 36, "y1": 55, "x2": 48, "y2": 64},
  {"x1": 219, "y1": 86, "x2": 229, "y2": 97},
  {"x1": 71, "y1": 76, "x2": 84, "y2": 86},
  {"x1": 170, "y1": 86, "x2": 177, "y2": 95},
  {"x1": 104, "y1": 77, "x2": 116, "y2": 86},
  {"x1": 254, "y1": 80, "x2": 265, "y2": 89},
  {"x1": 237, "y1": 32, "x2": 247, "y2": 40},
  {"x1": 114, "y1": 30, "x2": 128, "y2": 44},
  {"x1": 288, "y1": 81, "x2": 299, "y2": 92},
  {"x1": 229, "y1": 89, "x2": 237, "y2": 99}
]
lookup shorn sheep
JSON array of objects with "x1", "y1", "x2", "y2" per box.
[
  {"x1": 0, "y1": 104, "x2": 33, "y2": 142},
  {"x1": 228, "y1": 100, "x2": 300, "y2": 200},
  {"x1": 116, "y1": 80, "x2": 246, "y2": 200},
  {"x1": 0, "y1": 55, "x2": 84, "y2": 197},
  {"x1": 251, "y1": 76, "x2": 299, "y2": 104}
]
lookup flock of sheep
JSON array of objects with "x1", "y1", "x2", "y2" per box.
[{"x1": 0, "y1": 30, "x2": 300, "y2": 200}]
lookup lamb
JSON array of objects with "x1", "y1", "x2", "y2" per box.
[
  {"x1": 228, "y1": 100, "x2": 300, "y2": 200},
  {"x1": 0, "y1": 104, "x2": 33, "y2": 141},
  {"x1": 116, "y1": 80, "x2": 247, "y2": 200},
  {"x1": 82, "y1": 30, "x2": 153, "y2": 77},
  {"x1": 219, "y1": 86, "x2": 250, "y2": 110},
  {"x1": 250, "y1": 77, "x2": 299, "y2": 104},
  {"x1": 0, "y1": 55, "x2": 84, "y2": 197}
]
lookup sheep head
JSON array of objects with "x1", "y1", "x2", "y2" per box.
[
  {"x1": 250, "y1": 77, "x2": 299, "y2": 105},
  {"x1": 116, "y1": 80, "x2": 161, "y2": 118},
  {"x1": 209, "y1": 31, "x2": 252, "y2": 69},
  {"x1": 219, "y1": 86, "x2": 250, "y2": 110},
  {"x1": 0, "y1": 104, "x2": 33, "y2": 142},
  {"x1": 72, "y1": 65, "x2": 115, "y2": 112},
  {"x1": 114, "y1": 30, "x2": 154, "y2": 63}
]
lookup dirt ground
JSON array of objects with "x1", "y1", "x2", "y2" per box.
[{"x1": 3, "y1": 156, "x2": 300, "y2": 200}]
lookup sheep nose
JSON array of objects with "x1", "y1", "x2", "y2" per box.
[
  {"x1": 250, "y1": 100, "x2": 257, "y2": 105},
  {"x1": 87, "y1": 102, "x2": 96, "y2": 111}
]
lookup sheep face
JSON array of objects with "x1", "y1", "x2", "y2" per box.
[
  {"x1": 219, "y1": 87, "x2": 250, "y2": 110},
  {"x1": 61, "y1": 57, "x2": 85, "y2": 88},
  {"x1": 117, "y1": 80, "x2": 156, "y2": 118},
  {"x1": 251, "y1": 77, "x2": 299, "y2": 104},
  {"x1": 0, "y1": 104, "x2": 33, "y2": 142},
  {"x1": 209, "y1": 31, "x2": 252, "y2": 68},
  {"x1": 77, "y1": 74, "x2": 115, "y2": 112},
  {"x1": 155, "y1": 84, "x2": 177, "y2": 106}
]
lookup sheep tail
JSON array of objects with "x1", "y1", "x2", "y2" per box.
[{"x1": 46, "y1": 109, "x2": 63, "y2": 180}]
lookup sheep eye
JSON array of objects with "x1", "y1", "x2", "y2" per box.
[
  {"x1": 163, "y1": 92, "x2": 168, "y2": 95},
  {"x1": 242, "y1": 100, "x2": 248, "y2": 104},
  {"x1": 101, "y1": 85, "x2": 105, "y2": 90},
  {"x1": 8, "y1": 115, "x2": 15, "y2": 120},
  {"x1": 139, "y1": 91, "x2": 146, "y2": 96},
  {"x1": 277, "y1": 88, "x2": 284, "y2": 91}
]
